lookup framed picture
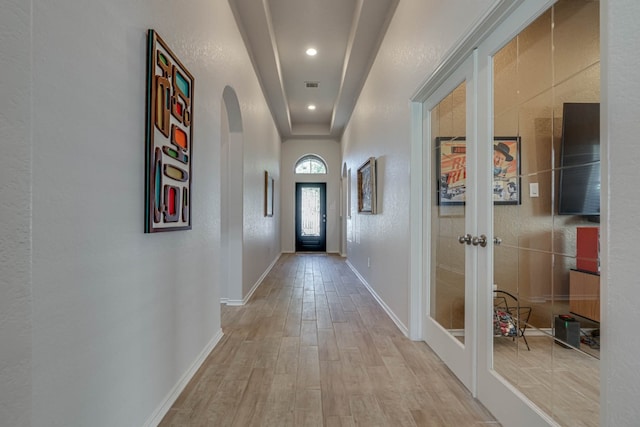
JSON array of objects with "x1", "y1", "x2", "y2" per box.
[
  {"x1": 357, "y1": 157, "x2": 377, "y2": 214},
  {"x1": 347, "y1": 168, "x2": 352, "y2": 219},
  {"x1": 264, "y1": 171, "x2": 274, "y2": 217},
  {"x1": 144, "y1": 30, "x2": 195, "y2": 232},
  {"x1": 436, "y1": 136, "x2": 521, "y2": 205},
  {"x1": 492, "y1": 137, "x2": 521, "y2": 205}
]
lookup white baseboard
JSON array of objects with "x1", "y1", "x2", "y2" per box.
[
  {"x1": 221, "y1": 253, "x2": 282, "y2": 306},
  {"x1": 143, "y1": 328, "x2": 224, "y2": 427},
  {"x1": 346, "y1": 260, "x2": 409, "y2": 337}
]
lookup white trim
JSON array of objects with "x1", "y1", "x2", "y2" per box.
[
  {"x1": 143, "y1": 328, "x2": 224, "y2": 427},
  {"x1": 223, "y1": 253, "x2": 281, "y2": 306},
  {"x1": 346, "y1": 260, "x2": 409, "y2": 337}
]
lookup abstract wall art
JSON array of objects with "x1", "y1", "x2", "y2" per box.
[{"x1": 145, "y1": 30, "x2": 195, "y2": 232}]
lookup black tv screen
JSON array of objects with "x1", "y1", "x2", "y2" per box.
[{"x1": 558, "y1": 103, "x2": 600, "y2": 216}]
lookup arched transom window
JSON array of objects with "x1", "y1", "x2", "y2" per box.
[{"x1": 295, "y1": 155, "x2": 327, "y2": 174}]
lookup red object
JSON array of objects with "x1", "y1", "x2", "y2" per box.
[
  {"x1": 577, "y1": 227, "x2": 599, "y2": 273},
  {"x1": 168, "y1": 187, "x2": 176, "y2": 215}
]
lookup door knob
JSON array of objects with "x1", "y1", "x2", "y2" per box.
[
  {"x1": 471, "y1": 235, "x2": 487, "y2": 247},
  {"x1": 458, "y1": 234, "x2": 472, "y2": 245}
]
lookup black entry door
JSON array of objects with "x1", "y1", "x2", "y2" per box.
[{"x1": 295, "y1": 183, "x2": 326, "y2": 252}]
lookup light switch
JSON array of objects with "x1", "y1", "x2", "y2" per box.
[{"x1": 529, "y1": 182, "x2": 539, "y2": 198}]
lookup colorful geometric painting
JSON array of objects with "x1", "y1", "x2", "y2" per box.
[{"x1": 145, "y1": 30, "x2": 194, "y2": 232}]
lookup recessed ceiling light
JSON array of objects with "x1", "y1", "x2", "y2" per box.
[
  {"x1": 306, "y1": 48, "x2": 317, "y2": 56},
  {"x1": 307, "y1": 104, "x2": 316, "y2": 111}
]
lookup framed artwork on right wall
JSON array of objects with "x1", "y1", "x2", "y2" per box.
[{"x1": 357, "y1": 157, "x2": 377, "y2": 214}]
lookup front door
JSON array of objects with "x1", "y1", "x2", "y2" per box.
[{"x1": 295, "y1": 183, "x2": 326, "y2": 252}]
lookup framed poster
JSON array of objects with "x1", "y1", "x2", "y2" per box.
[
  {"x1": 357, "y1": 157, "x2": 377, "y2": 214},
  {"x1": 144, "y1": 30, "x2": 195, "y2": 232},
  {"x1": 492, "y1": 137, "x2": 521, "y2": 205},
  {"x1": 436, "y1": 137, "x2": 467, "y2": 205},
  {"x1": 436, "y1": 136, "x2": 521, "y2": 205}
]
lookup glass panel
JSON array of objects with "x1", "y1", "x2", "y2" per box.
[
  {"x1": 295, "y1": 155, "x2": 327, "y2": 174},
  {"x1": 300, "y1": 187, "x2": 321, "y2": 236},
  {"x1": 492, "y1": 1, "x2": 600, "y2": 425},
  {"x1": 431, "y1": 81, "x2": 466, "y2": 342}
]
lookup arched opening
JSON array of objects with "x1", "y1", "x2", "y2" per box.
[
  {"x1": 294, "y1": 154, "x2": 328, "y2": 174},
  {"x1": 221, "y1": 86, "x2": 244, "y2": 305},
  {"x1": 341, "y1": 162, "x2": 348, "y2": 256}
]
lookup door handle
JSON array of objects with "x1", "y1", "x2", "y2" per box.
[
  {"x1": 471, "y1": 235, "x2": 487, "y2": 247},
  {"x1": 458, "y1": 234, "x2": 472, "y2": 245}
]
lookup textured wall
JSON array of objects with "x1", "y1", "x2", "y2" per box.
[
  {"x1": 0, "y1": 0, "x2": 32, "y2": 425},
  {"x1": 281, "y1": 139, "x2": 342, "y2": 253},
  {"x1": 24, "y1": 0, "x2": 280, "y2": 426},
  {"x1": 242, "y1": 98, "x2": 281, "y2": 297},
  {"x1": 602, "y1": 0, "x2": 640, "y2": 424},
  {"x1": 341, "y1": 0, "x2": 495, "y2": 328}
]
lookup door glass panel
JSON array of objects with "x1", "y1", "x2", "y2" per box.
[
  {"x1": 492, "y1": 1, "x2": 600, "y2": 425},
  {"x1": 301, "y1": 187, "x2": 321, "y2": 236},
  {"x1": 431, "y1": 81, "x2": 467, "y2": 343}
]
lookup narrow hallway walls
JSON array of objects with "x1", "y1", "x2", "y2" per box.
[{"x1": 0, "y1": 1, "x2": 281, "y2": 426}]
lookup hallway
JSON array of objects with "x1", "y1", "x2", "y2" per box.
[{"x1": 159, "y1": 254, "x2": 498, "y2": 426}]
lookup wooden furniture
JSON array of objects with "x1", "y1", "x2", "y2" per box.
[{"x1": 569, "y1": 269, "x2": 600, "y2": 322}]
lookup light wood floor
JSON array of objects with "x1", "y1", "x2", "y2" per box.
[
  {"x1": 494, "y1": 335, "x2": 599, "y2": 427},
  {"x1": 159, "y1": 253, "x2": 499, "y2": 426}
]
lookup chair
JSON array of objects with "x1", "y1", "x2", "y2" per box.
[{"x1": 493, "y1": 289, "x2": 532, "y2": 350}]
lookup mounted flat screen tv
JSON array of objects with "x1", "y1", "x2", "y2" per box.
[{"x1": 558, "y1": 102, "x2": 600, "y2": 217}]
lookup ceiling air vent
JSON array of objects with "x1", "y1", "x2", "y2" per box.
[{"x1": 305, "y1": 81, "x2": 319, "y2": 88}]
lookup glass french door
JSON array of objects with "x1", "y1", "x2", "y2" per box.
[
  {"x1": 420, "y1": 1, "x2": 601, "y2": 426},
  {"x1": 476, "y1": 1, "x2": 601, "y2": 426},
  {"x1": 423, "y1": 54, "x2": 477, "y2": 392}
]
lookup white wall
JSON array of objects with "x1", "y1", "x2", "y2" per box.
[
  {"x1": 281, "y1": 139, "x2": 342, "y2": 253},
  {"x1": 0, "y1": 0, "x2": 32, "y2": 425},
  {"x1": 0, "y1": 0, "x2": 280, "y2": 426},
  {"x1": 602, "y1": 0, "x2": 640, "y2": 425},
  {"x1": 242, "y1": 107, "x2": 281, "y2": 298},
  {"x1": 341, "y1": 0, "x2": 495, "y2": 329}
]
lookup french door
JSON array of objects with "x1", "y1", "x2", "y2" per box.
[
  {"x1": 419, "y1": 1, "x2": 600, "y2": 426},
  {"x1": 423, "y1": 54, "x2": 477, "y2": 392},
  {"x1": 423, "y1": 48, "x2": 555, "y2": 426}
]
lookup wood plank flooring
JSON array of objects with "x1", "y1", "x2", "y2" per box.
[{"x1": 159, "y1": 253, "x2": 499, "y2": 426}]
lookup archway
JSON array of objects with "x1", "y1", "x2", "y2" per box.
[
  {"x1": 341, "y1": 162, "x2": 348, "y2": 256},
  {"x1": 220, "y1": 86, "x2": 244, "y2": 305}
]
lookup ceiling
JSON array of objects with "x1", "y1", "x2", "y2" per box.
[{"x1": 229, "y1": 0, "x2": 399, "y2": 141}]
